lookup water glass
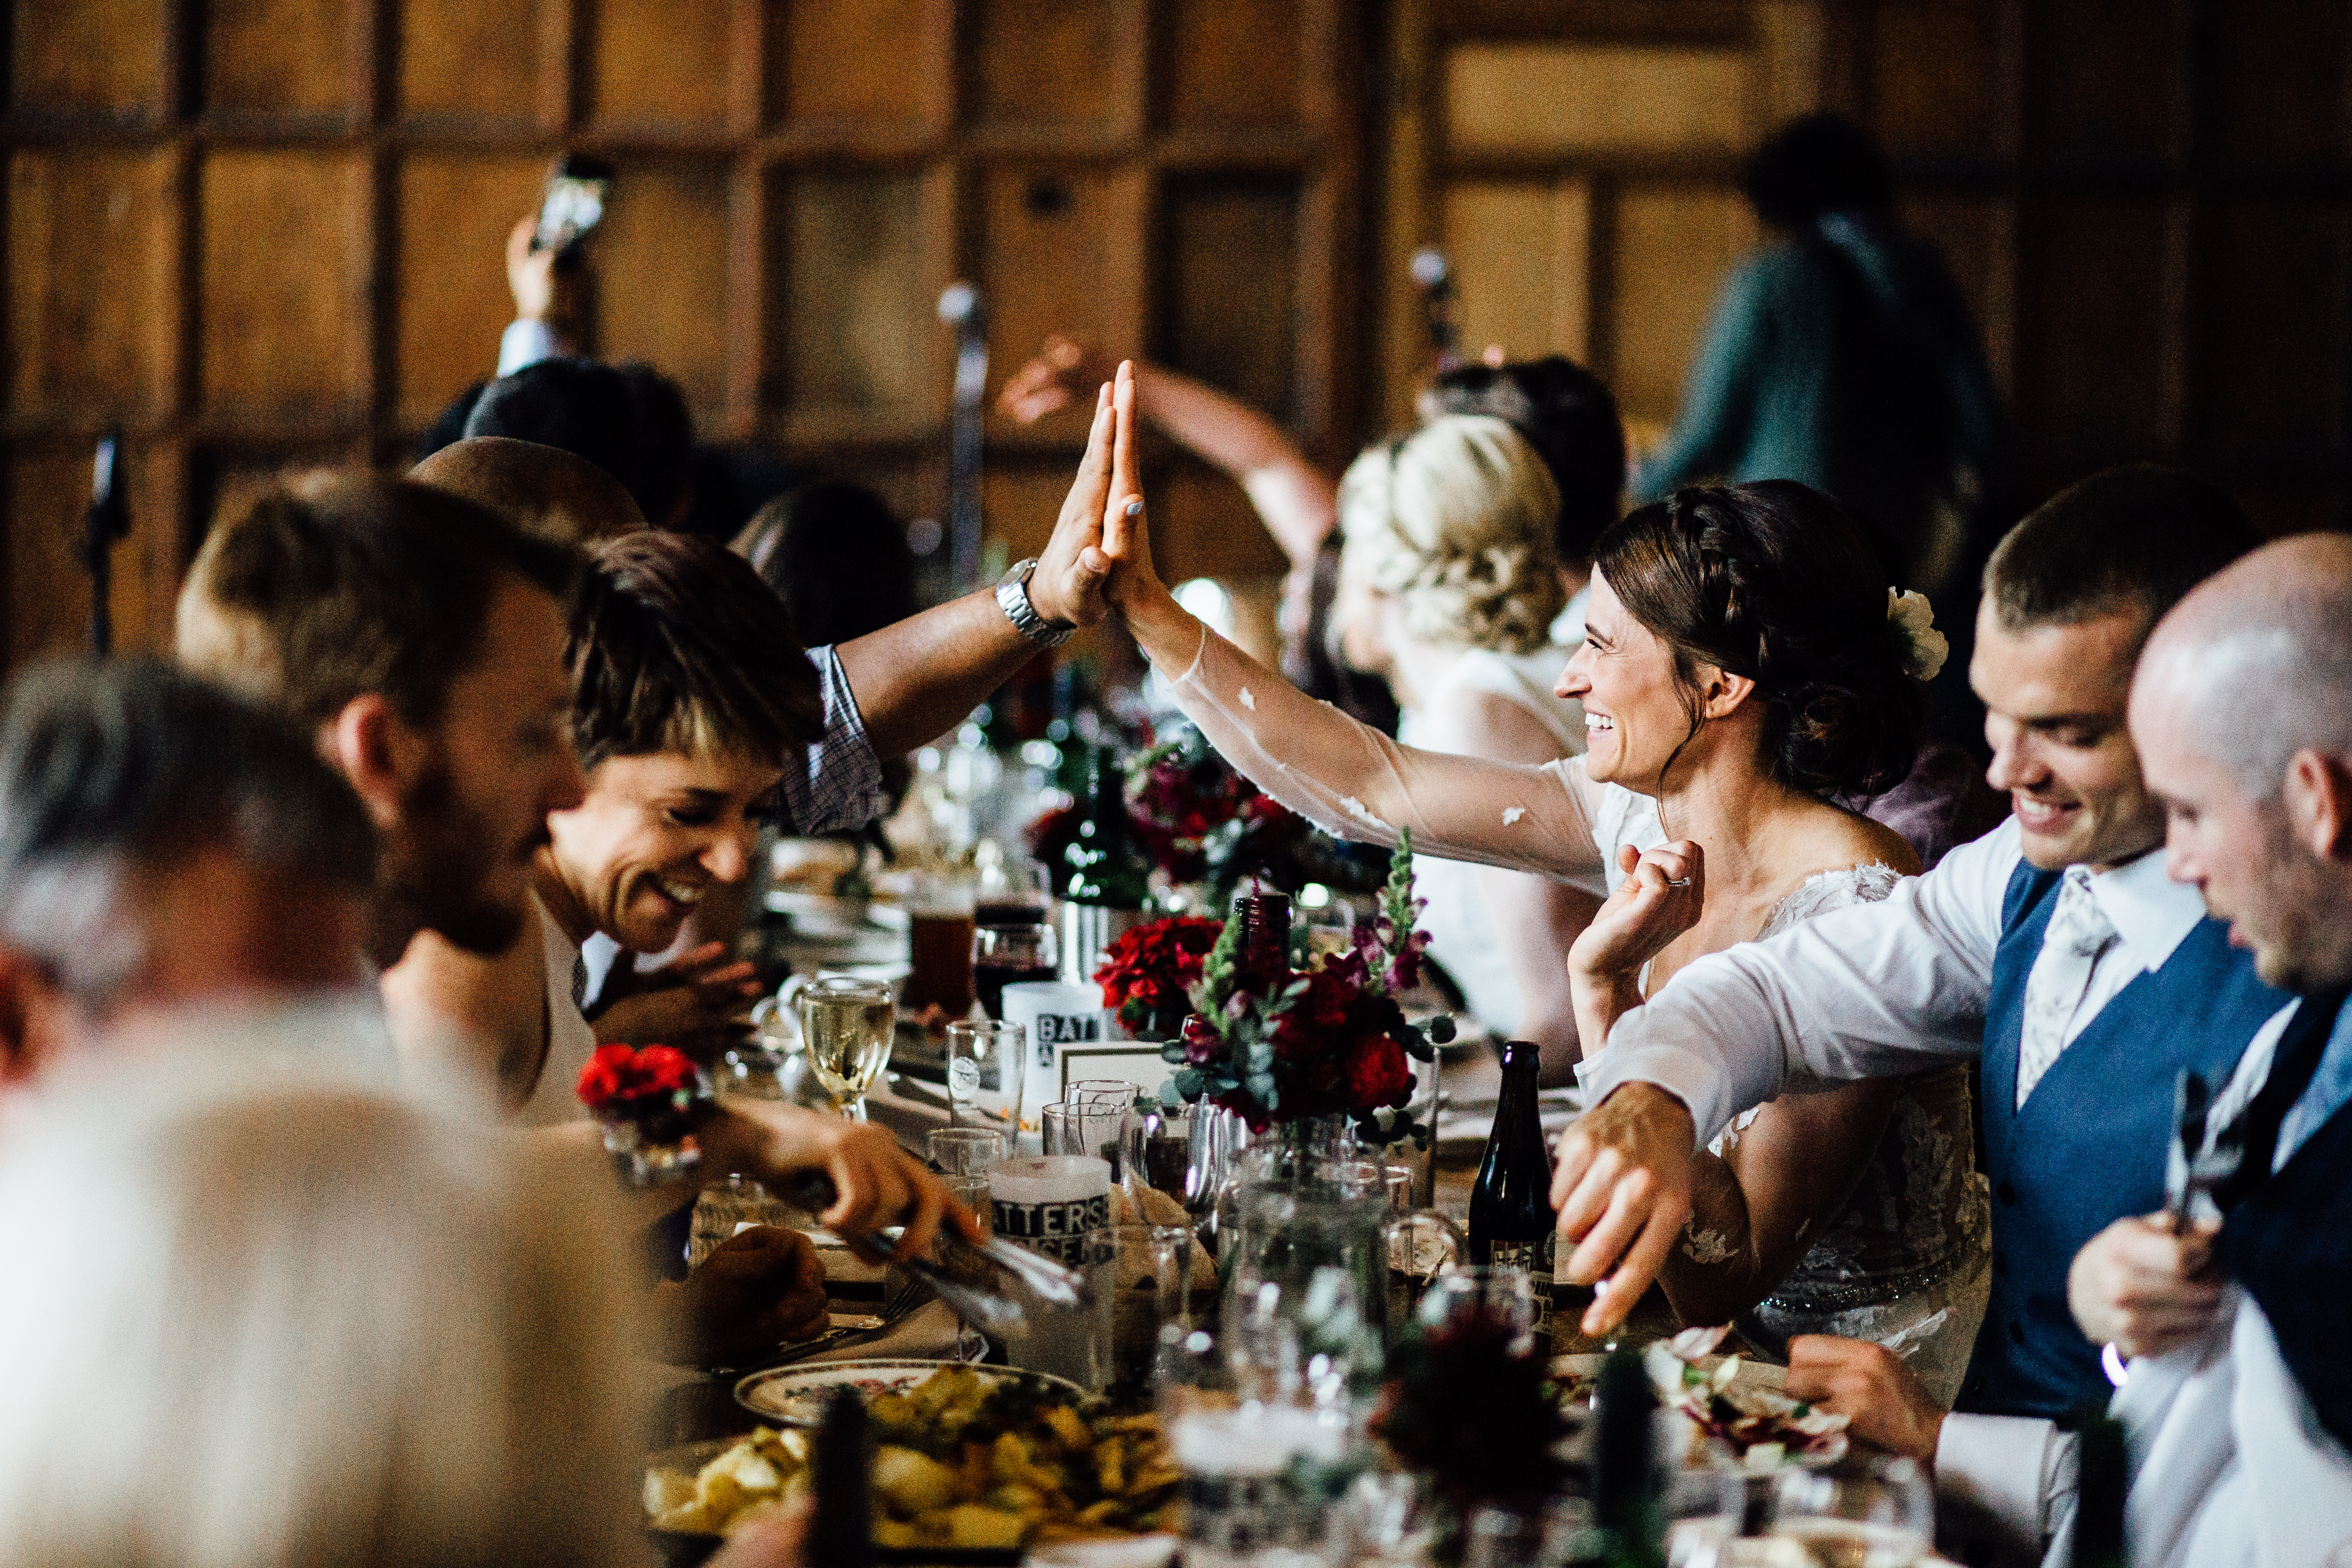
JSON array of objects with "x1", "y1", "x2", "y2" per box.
[
  {"x1": 1765, "y1": 1455, "x2": 1934, "y2": 1567},
  {"x1": 1066, "y1": 1079, "x2": 1137, "y2": 1108},
  {"x1": 927, "y1": 1125, "x2": 1010, "y2": 1174},
  {"x1": 1106, "y1": 1222, "x2": 1195, "y2": 1395},
  {"x1": 1043, "y1": 1100, "x2": 1132, "y2": 1182},
  {"x1": 1159, "y1": 1326, "x2": 1351, "y2": 1568},
  {"x1": 1384, "y1": 1210, "x2": 1465, "y2": 1332},
  {"x1": 943, "y1": 1019, "x2": 1024, "y2": 1133}
]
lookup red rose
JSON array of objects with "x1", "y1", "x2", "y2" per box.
[
  {"x1": 1093, "y1": 916, "x2": 1222, "y2": 1027},
  {"x1": 578, "y1": 1043, "x2": 695, "y2": 1113},
  {"x1": 1341, "y1": 1031, "x2": 1414, "y2": 1110}
]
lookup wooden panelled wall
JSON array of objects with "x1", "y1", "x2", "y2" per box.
[
  {"x1": 6, "y1": 0, "x2": 2351, "y2": 673},
  {"x1": 1, "y1": 0, "x2": 1357, "y2": 667},
  {"x1": 1390, "y1": 0, "x2": 2352, "y2": 539}
]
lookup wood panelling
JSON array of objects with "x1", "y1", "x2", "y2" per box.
[
  {"x1": 11, "y1": 0, "x2": 172, "y2": 115},
  {"x1": 3, "y1": 438, "x2": 181, "y2": 665},
  {"x1": 1159, "y1": 0, "x2": 1300, "y2": 130},
  {"x1": 2201, "y1": 0, "x2": 2352, "y2": 168},
  {"x1": 393, "y1": 153, "x2": 546, "y2": 423},
  {"x1": 2195, "y1": 202, "x2": 2351, "y2": 472},
  {"x1": 1445, "y1": 44, "x2": 1752, "y2": 156},
  {"x1": 980, "y1": 167, "x2": 1148, "y2": 445},
  {"x1": 8, "y1": 150, "x2": 181, "y2": 420},
  {"x1": 2027, "y1": 0, "x2": 2180, "y2": 164},
  {"x1": 198, "y1": 152, "x2": 370, "y2": 421},
  {"x1": 1442, "y1": 181, "x2": 1590, "y2": 366},
  {"x1": 1610, "y1": 187, "x2": 1755, "y2": 426},
  {"x1": 971, "y1": 0, "x2": 1133, "y2": 132},
  {"x1": 1864, "y1": 0, "x2": 2003, "y2": 156},
  {"x1": 769, "y1": 168, "x2": 938, "y2": 422},
  {"x1": 396, "y1": 0, "x2": 548, "y2": 124},
  {"x1": 772, "y1": 0, "x2": 941, "y2": 129},
  {"x1": 1160, "y1": 175, "x2": 1299, "y2": 427},
  {"x1": 2019, "y1": 198, "x2": 2174, "y2": 475},
  {"x1": 585, "y1": 0, "x2": 735, "y2": 130},
  {"x1": 593, "y1": 159, "x2": 732, "y2": 412},
  {"x1": 202, "y1": 0, "x2": 363, "y2": 118}
]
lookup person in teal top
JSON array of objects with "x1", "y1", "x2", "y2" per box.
[{"x1": 1638, "y1": 114, "x2": 2012, "y2": 749}]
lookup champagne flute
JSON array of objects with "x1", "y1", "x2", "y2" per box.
[{"x1": 795, "y1": 974, "x2": 896, "y2": 1121}]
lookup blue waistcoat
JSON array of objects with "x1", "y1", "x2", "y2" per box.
[{"x1": 1960, "y1": 863, "x2": 2288, "y2": 1418}]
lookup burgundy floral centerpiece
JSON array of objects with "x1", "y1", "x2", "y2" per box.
[
  {"x1": 1123, "y1": 723, "x2": 1393, "y2": 907},
  {"x1": 1155, "y1": 833, "x2": 1452, "y2": 1146},
  {"x1": 577, "y1": 1043, "x2": 712, "y2": 1186}
]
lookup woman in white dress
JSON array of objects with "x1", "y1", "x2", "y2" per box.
[{"x1": 1086, "y1": 365, "x2": 1989, "y2": 1396}]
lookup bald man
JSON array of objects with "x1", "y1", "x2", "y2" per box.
[
  {"x1": 1935, "y1": 535, "x2": 2352, "y2": 1568},
  {"x1": 411, "y1": 435, "x2": 647, "y2": 545}
]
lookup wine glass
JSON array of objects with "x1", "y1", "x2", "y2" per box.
[
  {"x1": 1766, "y1": 1455, "x2": 1934, "y2": 1567},
  {"x1": 973, "y1": 922, "x2": 1059, "y2": 1020},
  {"x1": 794, "y1": 974, "x2": 896, "y2": 1121}
]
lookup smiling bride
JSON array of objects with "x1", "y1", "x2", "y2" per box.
[{"x1": 1092, "y1": 365, "x2": 1990, "y2": 1396}]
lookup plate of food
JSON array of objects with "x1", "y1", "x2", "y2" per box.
[
  {"x1": 661, "y1": 1363, "x2": 1177, "y2": 1554},
  {"x1": 732, "y1": 1357, "x2": 1084, "y2": 1427},
  {"x1": 1555, "y1": 1328, "x2": 1848, "y2": 1471}
]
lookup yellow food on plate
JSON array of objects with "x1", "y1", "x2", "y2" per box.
[{"x1": 643, "y1": 1367, "x2": 1179, "y2": 1547}]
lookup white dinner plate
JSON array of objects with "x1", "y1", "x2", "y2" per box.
[{"x1": 732, "y1": 1357, "x2": 1086, "y2": 1427}]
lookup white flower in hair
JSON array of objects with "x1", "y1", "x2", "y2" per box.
[{"x1": 1887, "y1": 587, "x2": 1948, "y2": 682}]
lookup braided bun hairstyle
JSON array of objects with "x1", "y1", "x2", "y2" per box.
[
  {"x1": 1337, "y1": 415, "x2": 1566, "y2": 656},
  {"x1": 1594, "y1": 481, "x2": 1923, "y2": 797}
]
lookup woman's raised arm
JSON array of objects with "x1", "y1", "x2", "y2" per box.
[{"x1": 1093, "y1": 363, "x2": 1608, "y2": 892}]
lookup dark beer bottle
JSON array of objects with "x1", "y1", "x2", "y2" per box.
[
  {"x1": 1576, "y1": 1346, "x2": 1665, "y2": 1568},
  {"x1": 1468, "y1": 1039, "x2": 1556, "y2": 1335},
  {"x1": 1230, "y1": 890, "x2": 1293, "y2": 990},
  {"x1": 1062, "y1": 744, "x2": 1151, "y2": 909},
  {"x1": 2072, "y1": 1408, "x2": 2127, "y2": 1568}
]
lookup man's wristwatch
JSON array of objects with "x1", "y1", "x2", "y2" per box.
[{"x1": 996, "y1": 558, "x2": 1075, "y2": 648}]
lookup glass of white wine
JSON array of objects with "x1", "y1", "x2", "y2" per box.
[
  {"x1": 1765, "y1": 1455, "x2": 1934, "y2": 1568},
  {"x1": 795, "y1": 974, "x2": 897, "y2": 1121}
]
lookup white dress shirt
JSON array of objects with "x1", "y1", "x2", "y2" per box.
[{"x1": 1577, "y1": 816, "x2": 2294, "y2": 1148}]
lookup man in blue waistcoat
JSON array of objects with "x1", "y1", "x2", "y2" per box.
[
  {"x1": 1546, "y1": 467, "x2": 2298, "y2": 1438},
  {"x1": 1923, "y1": 532, "x2": 2352, "y2": 1565}
]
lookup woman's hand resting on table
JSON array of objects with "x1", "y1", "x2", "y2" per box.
[{"x1": 1568, "y1": 841, "x2": 1705, "y2": 1054}]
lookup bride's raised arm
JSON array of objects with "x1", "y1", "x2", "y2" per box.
[{"x1": 1089, "y1": 364, "x2": 1608, "y2": 892}]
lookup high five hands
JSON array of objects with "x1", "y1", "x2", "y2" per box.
[{"x1": 1029, "y1": 361, "x2": 1162, "y2": 630}]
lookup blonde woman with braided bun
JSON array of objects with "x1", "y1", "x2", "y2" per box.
[{"x1": 1330, "y1": 414, "x2": 1605, "y2": 1081}]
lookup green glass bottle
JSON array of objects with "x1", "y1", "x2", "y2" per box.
[{"x1": 1058, "y1": 744, "x2": 1152, "y2": 985}]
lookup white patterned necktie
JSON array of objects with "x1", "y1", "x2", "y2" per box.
[{"x1": 2015, "y1": 871, "x2": 2120, "y2": 1108}]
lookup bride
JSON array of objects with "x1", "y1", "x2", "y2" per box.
[{"x1": 1084, "y1": 365, "x2": 1989, "y2": 1398}]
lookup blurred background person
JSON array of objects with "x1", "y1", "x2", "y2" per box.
[
  {"x1": 1635, "y1": 112, "x2": 2012, "y2": 752},
  {"x1": 0, "y1": 658, "x2": 384, "y2": 1109},
  {"x1": 0, "y1": 1060, "x2": 806, "y2": 1568}
]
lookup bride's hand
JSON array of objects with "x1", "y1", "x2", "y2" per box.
[
  {"x1": 1093, "y1": 361, "x2": 1174, "y2": 620},
  {"x1": 1570, "y1": 841, "x2": 1705, "y2": 987}
]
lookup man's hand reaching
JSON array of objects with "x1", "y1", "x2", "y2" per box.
[
  {"x1": 999, "y1": 335, "x2": 1110, "y2": 425},
  {"x1": 1025, "y1": 381, "x2": 1120, "y2": 630},
  {"x1": 1550, "y1": 1083, "x2": 1697, "y2": 1335}
]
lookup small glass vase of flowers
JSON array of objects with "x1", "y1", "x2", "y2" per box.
[{"x1": 576, "y1": 1043, "x2": 712, "y2": 1187}]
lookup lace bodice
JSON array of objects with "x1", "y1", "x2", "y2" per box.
[{"x1": 1700, "y1": 864, "x2": 1984, "y2": 1306}]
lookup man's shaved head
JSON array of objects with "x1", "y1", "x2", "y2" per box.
[
  {"x1": 410, "y1": 437, "x2": 646, "y2": 548},
  {"x1": 2132, "y1": 532, "x2": 2352, "y2": 991},
  {"x1": 2139, "y1": 533, "x2": 2352, "y2": 799}
]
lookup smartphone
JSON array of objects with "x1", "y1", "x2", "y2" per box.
[{"x1": 533, "y1": 153, "x2": 617, "y2": 257}]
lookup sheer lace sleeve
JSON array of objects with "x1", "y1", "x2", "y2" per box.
[{"x1": 1163, "y1": 622, "x2": 1609, "y2": 894}]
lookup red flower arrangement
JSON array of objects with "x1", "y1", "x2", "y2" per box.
[
  {"x1": 1093, "y1": 915, "x2": 1223, "y2": 1040},
  {"x1": 577, "y1": 1043, "x2": 710, "y2": 1186},
  {"x1": 1160, "y1": 833, "x2": 1451, "y2": 1143}
]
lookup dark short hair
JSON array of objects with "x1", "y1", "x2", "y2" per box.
[
  {"x1": 189, "y1": 472, "x2": 581, "y2": 732},
  {"x1": 1424, "y1": 356, "x2": 1626, "y2": 566},
  {"x1": 1984, "y1": 464, "x2": 2262, "y2": 634},
  {"x1": 567, "y1": 531, "x2": 823, "y2": 773},
  {"x1": 0, "y1": 659, "x2": 378, "y2": 999},
  {"x1": 732, "y1": 481, "x2": 918, "y2": 649},
  {"x1": 464, "y1": 358, "x2": 696, "y2": 527},
  {"x1": 1742, "y1": 113, "x2": 1893, "y2": 228},
  {"x1": 1596, "y1": 481, "x2": 1922, "y2": 796}
]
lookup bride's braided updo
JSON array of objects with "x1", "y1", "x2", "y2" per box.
[{"x1": 1595, "y1": 480, "x2": 1923, "y2": 797}]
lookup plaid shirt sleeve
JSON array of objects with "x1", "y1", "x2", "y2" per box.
[{"x1": 777, "y1": 644, "x2": 886, "y2": 836}]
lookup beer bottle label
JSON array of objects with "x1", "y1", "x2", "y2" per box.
[{"x1": 1487, "y1": 1232, "x2": 1556, "y2": 1335}]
